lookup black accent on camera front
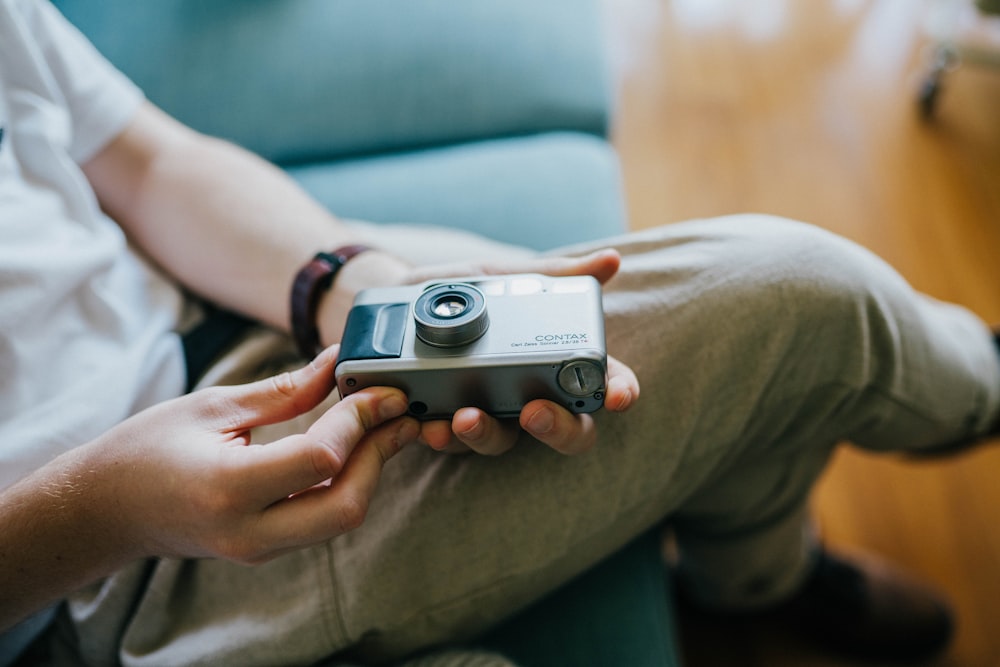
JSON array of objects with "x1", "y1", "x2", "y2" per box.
[{"x1": 338, "y1": 302, "x2": 408, "y2": 362}]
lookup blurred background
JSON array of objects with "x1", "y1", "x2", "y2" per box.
[{"x1": 601, "y1": 0, "x2": 1000, "y2": 665}]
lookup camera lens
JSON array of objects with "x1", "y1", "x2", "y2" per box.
[
  {"x1": 414, "y1": 283, "x2": 489, "y2": 347},
  {"x1": 431, "y1": 294, "x2": 469, "y2": 318}
]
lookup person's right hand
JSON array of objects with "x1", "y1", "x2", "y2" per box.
[
  {"x1": 401, "y1": 249, "x2": 640, "y2": 456},
  {"x1": 77, "y1": 345, "x2": 418, "y2": 565},
  {"x1": 319, "y1": 247, "x2": 639, "y2": 457}
]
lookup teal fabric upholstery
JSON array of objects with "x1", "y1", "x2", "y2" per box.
[
  {"x1": 8, "y1": 2, "x2": 680, "y2": 666},
  {"x1": 287, "y1": 133, "x2": 625, "y2": 248},
  {"x1": 56, "y1": 0, "x2": 626, "y2": 249},
  {"x1": 477, "y1": 530, "x2": 680, "y2": 667},
  {"x1": 0, "y1": 608, "x2": 58, "y2": 667},
  {"x1": 55, "y1": 0, "x2": 613, "y2": 165}
]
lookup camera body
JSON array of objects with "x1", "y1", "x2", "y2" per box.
[{"x1": 335, "y1": 273, "x2": 607, "y2": 419}]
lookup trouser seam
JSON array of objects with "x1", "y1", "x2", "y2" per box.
[{"x1": 323, "y1": 531, "x2": 350, "y2": 656}]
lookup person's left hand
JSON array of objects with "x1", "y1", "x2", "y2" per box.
[
  {"x1": 402, "y1": 249, "x2": 640, "y2": 456},
  {"x1": 74, "y1": 346, "x2": 419, "y2": 565}
]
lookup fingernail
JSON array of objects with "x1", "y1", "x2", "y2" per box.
[
  {"x1": 457, "y1": 419, "x2": 484, "y2": 442},
  {"x1": 525, "y1": 407, "x2": 555, "y2": 435},
  {"x1": 613, "y1": 388, "x2": 633, "y2": 411}
]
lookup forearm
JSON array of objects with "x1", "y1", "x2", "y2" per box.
[
  {"x1": 0, "y1": 445, "x2": 137, "y2": 632},
  {"x1": 84, "y1": 103, "x2": 409, "y2": 345}
]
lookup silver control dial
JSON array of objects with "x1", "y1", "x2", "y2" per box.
[{"x1": 557, "y1": 360, "x2": 605, "y2": 397}]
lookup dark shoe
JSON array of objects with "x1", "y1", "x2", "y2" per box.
[
  {"x1": 771, "y1": 550, "x2": 954, "y2": 662},
  {"x1": 678, "y1": 549, "x2": 954, "y2": 663}
]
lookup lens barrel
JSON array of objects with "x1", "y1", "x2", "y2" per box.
[{"x1": 414, "y1": 283, "x2": 489, "y2": 347}]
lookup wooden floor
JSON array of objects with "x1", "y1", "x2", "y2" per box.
[{"x1": 603, "y1": 1, "x2": 1000, "y2": 665}]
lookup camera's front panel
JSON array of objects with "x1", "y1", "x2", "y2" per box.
[{"x1": 337, "y1": 349, "x2": 606, "y2": 419}]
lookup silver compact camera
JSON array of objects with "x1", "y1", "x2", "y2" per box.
[{"x1": 335, "y1": 273, "x2": 607, "y2": 419}]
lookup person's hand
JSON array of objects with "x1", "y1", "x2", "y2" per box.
[
  {"x1": 402, "y1": 249, "x2": 640, "y2": 456},
  {"x1": 77, "y1": 345, "x2": 418, "y2": 565},
  {"x1": 418, "y1": 355, "x2": 638, "y2": 455}
]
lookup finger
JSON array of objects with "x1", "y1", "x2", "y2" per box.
[
  {"x1": 604, "y1": 356, "x2": 640, "y2": 412},
  {"x1": 519, "y1": 400, "x2": 597, "y2": 455},
  {"x1": 477, "y1": 249, "x2": 621, "y2": 285},
  {"x1": 451, "y1": 408, "x2": 518, "y2": 456},
  {"x1": 232, "y1": 386, "x2": 410, "y2": 504},
  {"x1": 418, "y1": 419, "x2": 460, "y2": 451},
  {"x1": 199, "y1": 345, "x2": 342, "y2": 432},
  {"x1": 526, "y1": 249, "x2": 621, "y2": 285},
  {"x1": 251, "y1": 416, "x2": 420, "y2": 554},
  {"x1": 405, "y1": 249, "x2": 622, "y2": 286}
]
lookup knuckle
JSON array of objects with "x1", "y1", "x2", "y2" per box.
[
  {"x1": 192, "y1": 386, "x2": 229, "y2": 417},
  {"x1": 309, "y1": 438, "x2": 348, "y2": 480},
  {"x1": 212, "y1": 534, "x2": 262, "y2": 565},
  {"x1": 269, "y1": 371, "x2": 297, "y2": 399},
  {"x1": 209, "y1": 517, "x2": 274, "y2": 565},
  {"x1": 194, "y1": 387, "x2": 247, "y2": 432},
  {"x1": 339, "y1": 391, "x2": 381, "y2": 432},
  {"x1": 193, "y1": 484, "x2": 239, "y2": 518},
  {"x1": 336, "y1": 495, "x2": 369, "y2": 533},
  {"x1": 191, "y1": 459, "x2": 251, "y2": 516},
  {"x1": 194, "y1": 386, "x2": 228, "y2": 406},
  {"x1": 270, "y1": 371, "x2": 311, "y2": 414}
]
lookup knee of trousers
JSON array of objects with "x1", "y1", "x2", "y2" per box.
[
  {"x1": 605, "y1": 215, "x2": 918, "y2": 459},
  {"x1": 686, "y1": 215, "x2": 910, "y2": 352},
  {"x1": 622, "y1": 214, "x2": 931, "y2": 418}
]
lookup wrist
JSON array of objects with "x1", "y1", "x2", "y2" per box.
[
  {"x1": 290, "y1": 245, "x2": 373, "y2": 359},
  {"x1": 315, "y1": 250, "x2": 412, "y2": 348},
  {"x1": 0, "y1": 440, "x2": 146, "y2": 627},
  {"x1": 65, "y1": 438, "x2": 151, "y2": 563}
]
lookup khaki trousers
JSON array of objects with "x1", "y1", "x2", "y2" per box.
[{"x1": 63, "y1": 216, "x2": 1000, "y2": 666}]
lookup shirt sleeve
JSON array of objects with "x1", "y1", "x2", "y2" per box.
[{"x1": 19, "y1": 0, "x2": 144, "y2": 163}]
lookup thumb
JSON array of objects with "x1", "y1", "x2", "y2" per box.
[{"x1": 204, "y1": 344, "x2": 341, "y2": 431}]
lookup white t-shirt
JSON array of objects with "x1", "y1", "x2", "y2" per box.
[{"x1": 0, "y1": 0, "x2": 187, "y2": 491}]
